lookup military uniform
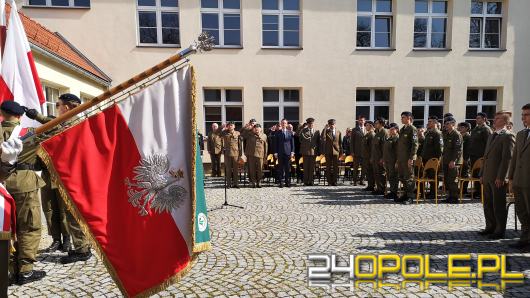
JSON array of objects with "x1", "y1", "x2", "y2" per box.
[
  {"x1": 417, "y1": 134, "x2": 425, "y2": 161},
  {"x1": 362, "y1": 130, "x2": 375, "y2": 189},
  {"x1": 421, "y1": 128, "x2": 443, "y2": 196},
  {"x1": 322, "y1": 128, "x2": 342, "y2": 186},
  {"x1": 299, "y1": 127, "x2": 320, "y2": 185},
  {"x1": 469, "y1": 124, "x2": 492, "y2": 188},
  {"x1": 221, "y1": 130, "x2": 242, "y2": 187},
  {"x1": 349, "y1": 126, "x2": 365, "y2": 184},
  {"x1": 383, "y1": 134, "x2": 399, "y2": 197},
  {"x1": 207, "y1": 130, "x2": 223, "y2": 177},
  {"x1": 371, "y1": 127, "x2": 388, "y2": 193},
  {"x1": 442, "y1": 129, "x2": 463, "y2": 200},
  {"x1": 397, "y1": 124, "x2": 418, "y2": 199},
  {"x1": 461, "y1": 131, "x2": 471, "y2": 193},
  {"x1": 242, "y1": 131, "x2": 268, "y2": 187},
  {"x1": 509, "y1": 128, "x2": 530, "y2": 244},
  {"x1": 40, "y1": 165, "x2": 70, "y2": 248}
]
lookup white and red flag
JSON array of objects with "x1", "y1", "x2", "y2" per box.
[
  {"x1": 0, "y1": 183, "x2": 15, "y2": 240},
  {"x1": 0, "y1": 1, "x2": 45, "y2": 127},
  {"x1": 39, "y1": 66, "x2": 211, "y2": 297}
]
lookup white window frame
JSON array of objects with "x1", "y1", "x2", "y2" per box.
[
  {"x1": 465, "y1": 88, "x2": 498, "y2": 122},
  {"x1": 26, "y1": 0, "x2": 90, "y2": 7},
  {"x1": 355, "y1": 88, "x2": 391, "y2": 120},
  {"x1": 203, "y1": 88, "x2": 244, "y2": 128},
  {"x1": 262, "y1": 0, "x2": 302, "y2": 48},
  {"x1": 357, "y1": 0, "x2": 393, "y2": 49},
  {"x1": 201, "y1": 0, "x2": 242, "y2": 48},
  {"x1": 469, "y1": 0, "x2": 502, "y2": 50},
  {"x1": 262, "y1": 88, "x2": 300, "y2": 125},
  {"x1": 412, "y1": 88, "x2": 446, "y2": 126},
  {"x1": 41, "y1": 84, "x2": 60, "y2": 117},
  {"x1": 136, "y1": 0, "x2": 180, "y2": 47},
  {"x1": 413, "y1": 0, "x2": 448, "y2": 49}
]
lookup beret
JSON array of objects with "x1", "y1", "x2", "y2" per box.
[{"x1": 0, "y1": 101, "x2": 24, "y2": 116}]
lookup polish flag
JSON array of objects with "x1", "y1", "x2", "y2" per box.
[
  {"x1": 39, "y1": 66, "x2": 211, "y2": 297},
  {"x1": 0, "y1": 183, "x2": 15, "y2": 240},
  {"x1": 0, "y1": 0, "x2": 6, "y2": 53},
  {"x1": 0, "y1": 1, "x2": 45, "y2": 127}
]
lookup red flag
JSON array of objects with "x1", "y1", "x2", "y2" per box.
[{"x1": 0, "y1": 184, "x2": 15, "y2": 240}]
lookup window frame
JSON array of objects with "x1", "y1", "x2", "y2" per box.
[
  {"x1": 201, "y1": 0, "x2": 242, "y2": 48},
  {"x1": 41, "y1": 84, "x2": 61, "y2": 117},
  {"x1": 136, "y1": 0, "x2": 180, "y2": 47},
  {"x1": 262, "y1": 88, "x2": 301, "y2": 127},
  {"x1": 26, "y1": 0, "x2": 90, "y2": 8},
  {"x1": 356, "y1": 0, "x2": 394, "y2": 49},
  {"x1": 413, "y1": 0, "x2": 449, "y2": 49},
  {"x1": 203, "y1": 88, "x2": 244, "y2": 133},
  {"x1": 469, "y1": 0, "x2": 503, "y2": 50},
  {"x1": 355, "y1": 88, "x2": 391, "y2": 120},
  {"x1": 261, "y1": 0, "x2": 302, "y2": 49},
  {"x1": 465, "y1": 88, "x2": 498, "y2": 124},
  {"x1": 411, "y1": 88, "x2": 446, "y2": 127}
]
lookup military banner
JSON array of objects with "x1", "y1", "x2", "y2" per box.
[
  {"x1": 0, "y1": 184, "x2": 15, "y2": 240},
  {"x1": 38, "y1": 65, "x2": 211, "y2": 297}
]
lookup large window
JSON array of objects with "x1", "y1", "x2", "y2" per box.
[
  {"x1": 27, "y1": 0, "x2": 90, "y2": 7},
  {"x1": 204, "y1": 88, "x2": 243, "y2": 135},
  {"x1": 411, "y1": 88, "x2": 445, "y2": 128},
  {"x1": 355, "y1": 89, "x2": 390, "y2": 120},
  {"x1": 414, "y1": 0, "x2": 448, "y2": 49},
  {"x1": 357, "y1": 0, "x2": 393, "y2": 48},
  {"x1": 137, "y1": 0, "x2": 180, "y2": 46},
  {"x1": 469, "y1": 0, "x2": 502, "y2": 49},
  {"x1": 42, "y1": 85, "x2": 60, "y2": 117},
  {"x1": 201, "y1": 0, "x2": 241, "y2": 47},
  {"x1": 465, "y1": 88, "x2": 498, "y2": 127},
  {"x1": 262, "y1": 0, "x2": 301, "y2": 48},
  {"x1": 263, "y1": 89, "x2": 300, "y2": 129}
]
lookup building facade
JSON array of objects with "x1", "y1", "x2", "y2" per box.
[{"x1": 18, "y1": 0, "x2": 530, "y2": 133}]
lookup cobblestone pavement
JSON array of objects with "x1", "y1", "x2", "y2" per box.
[{"x1": 8, "y1": 177, "x2": 530, "y2": 297}]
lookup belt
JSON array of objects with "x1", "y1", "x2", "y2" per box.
[{"x1": 16, "y1": 163, "x2": 36, "y2": 171}]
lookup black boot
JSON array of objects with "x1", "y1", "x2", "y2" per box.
[
  {"x1": 62, "y1": 236, "x2": 72, "y2": 253},
  {"x1": 45, "y1": 240, "x2": 62, "y2": 253},
  {"x1": 60, "y1": 250, "x2": 92, "y2": 264},
  {"x1": 16, "y1": 270, "x2": 46, "y2": 285}
]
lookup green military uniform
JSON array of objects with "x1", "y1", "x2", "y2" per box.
[
  {"x1": 362, "y1": 130, "x2": 375, "y2": 189},
  {"x1": 383, "y1": 134, "x2": 399, "y2": 197},
  {"x1": 417, "y1": 134, "x2": 425, "y2": 161},
  {"x1": 421, "y1": 128, "x2": 443, "y2": 196},
  {"x1": 40, "y1": 165, "x2": 69, "y2": 245},
  {"x1": 2, "y1": 121, "x2": 46, "y2": 273},
  {"x1": 461, "y1": 131, "x2": 471, "y2": 193},
  {"x1": 442, "y1": 129, "x2": 463, "y2": 200},
  {"x1": 221, "y1": 130, "x2": 242, "y2": 187},
  {"x1": 397, "y1": 124, "x2": 418, "y2": 199},
  {"x1": 469, "y1": 124, "x2": 492, "y2": 189},
  {"x1": 349, "y1": 126, "x2": 366, "y2": 185},
  {"x1": 371, "y1": 127, "x2": 388, "y2": 193},
  {"x1": 299, "y1": 127, "x2": 320, "y2": 186},
  {"x1": 242, "y1": 131, "x2": 268, "y2": 187},
  {"x1": 321, "y1": 128, "x2": 342, "y2": 186}
]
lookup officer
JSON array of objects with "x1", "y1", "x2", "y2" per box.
[
  {"x1": 371, "y1": 118, "x2": 388, "y2": 196},
  {"x1": 469, "y1": 112, "x2": 492, "y2": 192},
  {"x1": 299, "y1": 118, "x2": 320, "y2": 186},
  {"x1": 321, "y1": 119, "x2": 342, "y2": 186},
  {"x1": 350, "y1": 115, "x2": 366, "y2": 186},
  {"x1": 417, "y1": 126, "x2": 426, "y2": 158},
  {"x1": 442, "y1": 117, "x2": 463, "y2": 204},
  {"x1": 207, "y1": 123, "x2": 223, "y2": 177},
  {"x1": 1, "y1": 101, "x2": 46, "y2": 284},
  {"x1": 383, "y1": 123, "x2": 399, "y2": 200},
  {"x1": 361, "y1": 121, "x2": 375, "y2": 191},
  {"x1": 242, "y1": 124, "x2": 267, "y2": 188},
  {"x1": 396, "y1": 111, "x2": 419, "y2": 204},
  {"x1": 421, "y1": 116, "x2": 443, "y2": 199},
  {"x1": 458, "y1": 122, "x2": 472, "y2": 196},
  {"x1": 221, "y1": 121, "x2": 242, "y2": 188}
]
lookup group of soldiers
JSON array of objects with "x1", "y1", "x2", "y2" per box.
[
  {"x1": 2, "y1": 94, "x2": 92, "y2": 286},
  {"x1": 206, "y1": 104, "x2": 530, "y2": 249}
]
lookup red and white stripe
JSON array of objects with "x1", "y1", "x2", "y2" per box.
[{"x1": 0, "y1": 183, "x2": 15, "y2": 234}]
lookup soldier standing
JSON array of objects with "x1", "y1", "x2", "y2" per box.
[
  {"x1": 396, "y1": 112, "x2": 418, "y2": 204},
  {"x1": 421, "y1": 116, "x2": 443, "y2": 199},
  {"x1": 243, "y1": 124, "x2": 267, "y2": 188},
  {"x1": 417, "y1": 126, "x2": 426, "y2": 159},
  {"x1": 383, "y1": 123, "x2": 399, "y2": 200},
  {"x1": 458, "y1": 122, "x2": 472, "y2": 195},
  {"x1": 207, "y1": 123, "x2": 223, "y2": 177},
  {"x1": 221, "y1": 121, "x2": 242, "y2": 188},
  {"x1": 371, "y1": 118, "x2": 388, "y2": 196},
  {"x1": 469, "y1": 112, "x2": 492, "y2": 192},
  {"x1": 321, "y1": 119, "x2": 342, "y2": 186},
  {"x1": 479, "y1": 111, "x2": 515, "y2": 239},
  {"x1": 350, "y1": 115, "x2": 366, "y2": 186},
  {"x1": 442, "y1": 117, "x2": 463, "y2": 204},
  {"x1": 362, "y1": 121, "x2": 375, "y2": 191},
  {"x1": 299, "y1": 118, "x2": 320, "y2": 186}
]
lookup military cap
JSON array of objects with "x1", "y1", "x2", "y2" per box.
[
  {"x1": 249, "y1": 118, "x2": 257, "y2": 123},
  {"x1": 306, "y1": 117, "x2": 315, "y2": 124},
  {"x1": 388, "y1": 123, "x2": 399, "y2": 129},
  {"x1": 328, "y1": 119, "x2": 336, "y2": 125},
  {"x1": 1, "y1": 101, "x2": 25, "y2": 116},
  {"x1": 59, "y1": 93, "x2": 81, "y2": 104},
  {"x1": 477, "y1": 112, "x2": 488, "y2": 119},
  {"x1": 444, "y1": 116, "x2": 456, "y2": 124},
  {"x1": 226, "y1": 121, "x2": 235, "y2": 125},
  {"x1": 365, "y1": 120, "x2": 374, "y2": 126},
  {"x1": 254, "y1": 124, "x2": 262, "y2": 128},
  {"x1": 401, "y1": 111, "x2": 413, "y2": 117},
  {"x1": 458, "y1": 122, "x2": 471, "y2": 130}
]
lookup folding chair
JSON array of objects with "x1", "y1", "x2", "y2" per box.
[
  {"x1": 458, "y1": 158, "x2": 484, "y2": 203},
  {"x1": 415, "y1": 158, "x2": 440, "y2": 204}
]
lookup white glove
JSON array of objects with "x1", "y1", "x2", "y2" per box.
[{"x1": 1, "y1": 138, "x2": 23, "y2": 165}]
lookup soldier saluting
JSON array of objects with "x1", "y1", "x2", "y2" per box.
[
  {"x1": 242, "y1": 123, "x2": 267, "y2": 188},
  {"x1": 299, "y1": 118, "x2": 320, "y2": 186},
  {"x1": 220, "y1": 121, "x2": 242, "y2": 188},
  {"x1": 396, "y1": 112, "x2": 418, "y2": 204},
  {"x1": 321, "y1": 119, "x2": 342, "y2": 186}
]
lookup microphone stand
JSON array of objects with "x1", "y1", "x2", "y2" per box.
[{"x1": 209, "y1": 147, "x2": 244, "y2": 211}]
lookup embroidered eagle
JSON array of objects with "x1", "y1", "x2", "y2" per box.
[{"x1": 124, "y1": 154, "x2": 187, "y2": 216}]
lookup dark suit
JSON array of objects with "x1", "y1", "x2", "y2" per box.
[
  {"x1": 275, "y1": 129, "x2": 295, "y2": 185},
  {"x1": 509, "y1": 129, "x2": 530, "y2": 243}
]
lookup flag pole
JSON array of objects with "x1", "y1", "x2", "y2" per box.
[{"x1": 23, "y1": 32, "x2": 215, "y2": 139}]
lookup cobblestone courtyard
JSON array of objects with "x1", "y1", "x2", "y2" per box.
[{"x1": 8, "y1": 178, "x2": 530, "y2": 297}]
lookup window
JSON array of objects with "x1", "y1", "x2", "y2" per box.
[
  {"x1": 411, "y1": 88, "x2": 445, "y2": 128},
  {"x1": 201, "y1": 0, "x2": 241, "y2": 47},
  {"x1": 414, "y1": 0, "x2": 448, "y2": 48},
  {"x1": 137, "y1": 0, "x2": 179, "y2": 46},
  {"x1": 357, "y1": 0, "x2": 393, "y2": 48},
  {"x1": 27, "y1": 0, "x2": 90, "y2": 7},
  {"x1": 263, "y1": 88, "x2": 300, "y2": 129},
  {"x1": 262, "y1": 0, "x2": 301, "y2": 48},
  {"x1": 204, "y1": 88, "x2": 243, "y2": 135},
  {"x1": 465, "y1": 88, "x2": 498, "y2": 126},
  {"x1": 469, "y1": 0, "x2": 502, "y2": 49},
  {"x1": 355, "y1": 89, "x2": 390, "y2": 120},
  {"x1": 42, "y1": 85, "x2": 60, "y2": 117}
]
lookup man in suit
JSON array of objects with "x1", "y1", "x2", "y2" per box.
[
  {"x1": 299, "y1": 118, "x2": 320, "y2": 186},
  {"x1": 221, "y1": 122, "x2": 243, "y2": 188},
  {"x1": 243, "y1": 124, "x2": 268, "y2": 188},
  {"x1": 275, "y1": 119, "x2": 295, "y2": 187},
  {"x1": 508, "y1": 104, "x2": 530, "y2": 249},
  {"x1": 350, "y1": 115, "x2": 366, "y2": 186},
  {"x1": 479, "y1": 111, "x2": 515, "y2": 239},
  {"x1": 207, "y1": 123, "x2": 223, "y2": 177},
  {"x1": 396, "y1": 112, "x2": 419, "y2": 205},
  {"x1": 371, "y1": 118, "x2": 388, "y2": 196},
  {"x1": 442, "y1": 117, "x2": 463, "y2": 204},
  {"x1": 321, "y1": 119, "x2": 342, "y2": 186}
]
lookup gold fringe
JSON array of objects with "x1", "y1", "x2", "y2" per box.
[
  {"x1": 192, "y1": 242, "x2": 212, "y2": 253},
  {"x1": 0, "y1": 232, "x2": 10, "y2": 240},
  {"x1": 190, "y1": 65, "x2": 198, "y2": 251}
]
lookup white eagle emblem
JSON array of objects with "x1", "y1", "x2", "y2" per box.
[{"x1": 124, "y1": 154, "x2": 187, "y2": 216}]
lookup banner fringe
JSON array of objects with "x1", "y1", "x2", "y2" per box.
[{"x1": 0, "y1": 232, "x2": 10, "y2": 240}]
